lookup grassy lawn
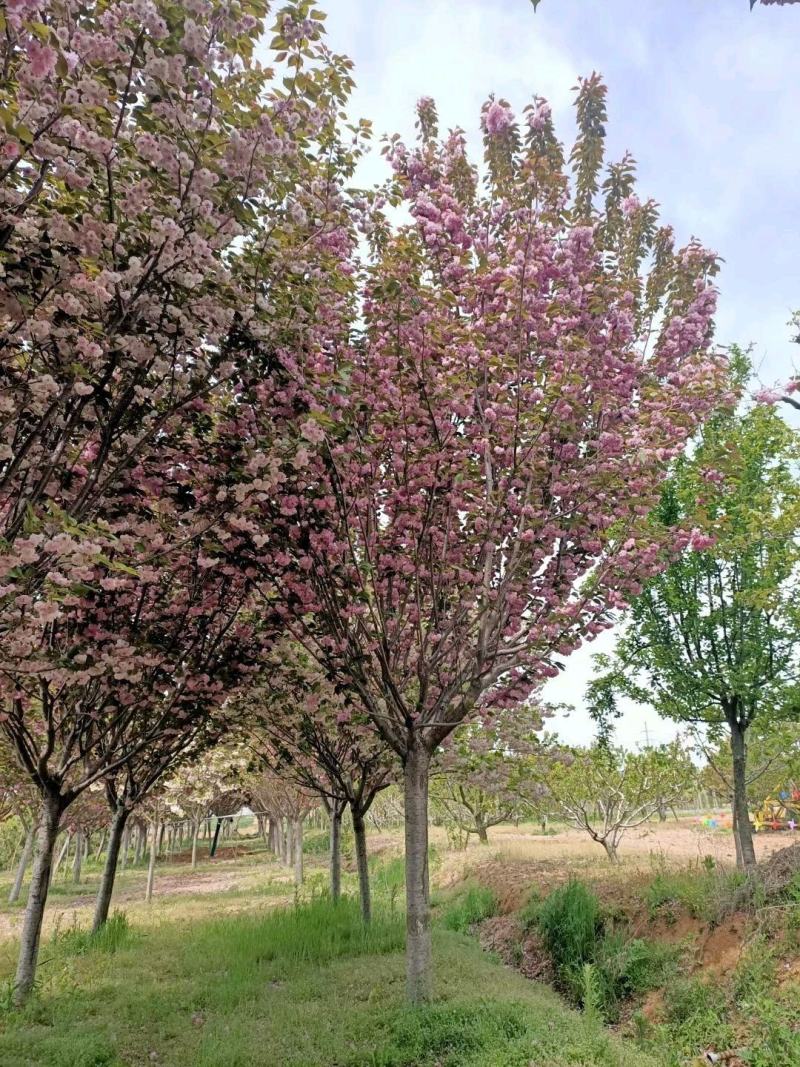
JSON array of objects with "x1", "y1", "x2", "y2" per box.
[{"x1": 0, "y1": 896, "x2": 660, "y2": 1067}]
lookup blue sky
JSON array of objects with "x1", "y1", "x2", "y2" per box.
[{"x1": 323, "y1": 0, "x2": 800, "y2": 746}]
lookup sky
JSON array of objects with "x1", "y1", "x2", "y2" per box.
[{"x1": 320, "y1": 0, "x2": 800, "y2": 748}]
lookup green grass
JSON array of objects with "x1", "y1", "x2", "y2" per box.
[
  {"x1": 440, "y1": 884, "x2": 498, "y2": 932},
  {"x1": 0, "y1": 896, "x2": 659, "y2": 1067},
  {"x1": 644, "y1": 862, "x2": 748, "y2": 923},
  {"x1": 527, "y1": 880, "x2": 681, "y2": 1021}
]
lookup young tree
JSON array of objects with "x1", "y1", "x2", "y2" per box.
[
  {"x1": 161, "y1": 745, "x2": 249, "y2": 873},
  {"x1": 589, "y1": 389, "x2": 800, "y2": 870},
  {"x1": 247, "y1": 770, "x2": 317, "y2": 887},
  {"x1": 244, "y1": 642, "x2": 394, "y2": 919},
  {"x1": 538, "y1": 741, "x2": 695, "y2": 861},
  {"x1": 247, "y1": 81, "x2": 727, "y2": 999},
  {"x1": 431, "y1": 712, "x2": 541, "y2": 846}
]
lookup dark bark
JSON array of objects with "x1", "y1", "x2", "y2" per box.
[
  {"x1": 14, "y1": 792, "x2": 62, "y2": 1004},
  {"x1": 92, "y1": 807, "x2": 128, "y2": 933},
  {"x1": 352, "y1": 809, "x2": 371, "y2": 923},
  {"x1": 403, "y1": 740, "x2": 432, "y2": 1003},
  {"x1": 729, "y1": 719, "x2": 756, "y2": 870}
]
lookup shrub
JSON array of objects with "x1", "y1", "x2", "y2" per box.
[{"x1": 442, "y1": 885, "x2": 498, "y2": 932}]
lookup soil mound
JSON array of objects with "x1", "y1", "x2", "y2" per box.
[{"x1": 758, "y1": 840, "x2": 800, "y2": 892}]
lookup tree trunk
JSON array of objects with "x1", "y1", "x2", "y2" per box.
[
  {"x1": 9, "y1": 824, "x2": 34, "y2": 904},
  {"x1": 729, "y1": 720, "x2": 756, "y2": 870},
  {"x1": 352, "y1": 809, "x2": 372, "y2": 924},
  {"x1": 120, "y1": 823, "x2": 130, "y2": 872},
  {"x1": 92, "y1": 807, "x2": 128, "y2": 933},
  {"x1": 475, "y1": 815, "x2": 489, "y2": 845},
  {"x1": 283, "y1": 819, "x2": 291, "y2": 866},
  {"x1": 601, "y1": 838, "x2": 620, "y2": 863},
  {"x1": 51, "y1": 831, "x2": 70, "y2": 883},
  {"x1": 293, "y1": 818, "x2": 304, "y2": 886},
  {"x1": 94, "y1": 830, "x2": 106, "y2": 860},
  {"x1": 732, "y1": 799, "x2": 744, "y2": 868},
  {"x1": 329, "y1": 804, "x2": 343, "y2": 902},
  {"x1": 72, "y1": 830, "x2": 83, "y2": 884},
  {"x1": 14, "y1": 793, "x2": 62, "y2": 1005},
  {"x1": 191, "y1": 818, "x2": 200, "y2": 869},
  {"x1": 403, "y1": 740, "x2": 432, "y2": 1003},
  {"x1": 134, "y1": 823, "x2": 144, "y2": 865},
  {"x1": 146, "y1": 820, "x2": 158, "y2": 902}
]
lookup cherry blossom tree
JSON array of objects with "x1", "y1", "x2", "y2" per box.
[
  {"x1": 0, "y1": 0, "x2": 364, "y2": 1003},
  {"x1": 245, "y1": 641, "x2": 394, "y2": 918},
  {"x1": 247, "y1": 769, "x2": 317, "y2": 887},
  {"x1": 243, "y1": 79, "x2": 728, "y2": 1001},
  {"x1": 162, "y1": 745, "x2": 249, "y2": 872}
]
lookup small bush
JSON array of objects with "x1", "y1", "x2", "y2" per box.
[
  {"x1": 442, "y1": 885, "x2": 498, "y2": 932},
  {"x1": 743, "y1": 995, "x2": 800, "y2": 1067},
  {"x1": 530, "y1": 880, "x2": 680, "y2": 1021},
  {"x1": 303, "y1": 829, "x2": 333, "y2": 855}
]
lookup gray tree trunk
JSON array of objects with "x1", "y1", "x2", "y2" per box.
[
  {"x1": 191, "y1": 818, "x2": 200, "y2": 869},
  {"x1": 732, "y1": 799, "x2": 744, "y2": 868},
  {"x1": 730, "y1": 720, "x2": 756, "y2": 870},
  {"x1": 120, "y1": 823, "x2": 130, "y2": 872},
  {"x1": 92, "y1": 807, "x2": 128, "y2": 933},
  {"x1": 134, "y1": 823, "x2": 145, "y2": 865},
  {"x1": 72, "y1": 830, "x2": 83, "y2": 884},
  {"x1": 292, "y1": 818, "x2": 304, "y2": 886},
  {"x1": 601, "y1": 838, "x2": 620, "y2": 863},
  {"x1": 51, "y1": 831, "x2": 70, "y2": 883},
  {"x1": 93, "y1": 830, "x2": 106, "y2": 860},
  {"x1": 352, "y1": 810, "x2": 372, "y2": 923},
  {"x1": 403, "y1": 741, "x2": 432, "y2": 1003},
  {"x1": 475, "y1": 816, "x2": 489, "y2": 844},
  {"x1": 146, "y1": 820, "x2": 158, "y2": 902},
  {"x1": 329, "y1": 805, "x2": 343, "y2": 902},
  {"x1": 9, "y1": 824, "x2": 34, "y2": 904},
  {"x1": 283, "y1": 819, "x2": 291, "y2": 866},
  {"x1": 13, "y1": 793, "x2": 61, "y2": 1005}
]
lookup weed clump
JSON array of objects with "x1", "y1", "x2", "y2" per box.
[
  {"x1": 441, "y1": 885, "x2": 498, "y2": 932},
  {"x1": 526, "y1": 879, "x2": 679, "y2": 1020}
]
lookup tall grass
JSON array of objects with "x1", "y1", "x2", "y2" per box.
[{"x1": 441, "y1": 886, "x2": 498, "y2": 932}]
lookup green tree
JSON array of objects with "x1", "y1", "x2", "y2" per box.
[
  {"x1": 538, "y1": 742, "x2": 696, "y2": 862},
  {"x1": 589, "y1": 388, "x2": 800, "y2": 869}
]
